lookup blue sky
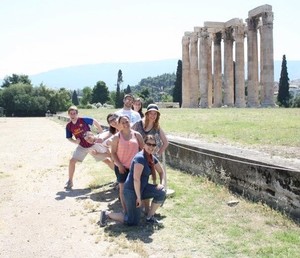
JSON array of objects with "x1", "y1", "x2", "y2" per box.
[{"x1": 0, "y1": 0, "x2": 299, "y2": 79}]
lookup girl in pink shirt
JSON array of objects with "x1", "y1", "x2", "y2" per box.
[{"x1": 110, "y1": 115, "x2": 144, "y2": 213}]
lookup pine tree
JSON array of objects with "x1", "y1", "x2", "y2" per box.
[
  {"x1": 125, "y1": 85, "x2": 131, "y2": 94},
  {"x1": 277, "y1": 55, "x2": 290, "y2": 107},
  {"x1": 115, "y1": 70, "x2": 123, "y2": 108},
  {"x1": 72, "y1": 90, "x2": 79, "y2": 106},
  {"x1": 173, "y1": 60, "x2": 182, "y2": 107},
  {"x1": 91, "y1": 81, "x2": 110, "y2": 104}
]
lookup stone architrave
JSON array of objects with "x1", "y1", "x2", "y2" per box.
[
  {"x1": 213, "y1": 32, "x2": 223, "y2": 107},
  {"x1": 189, "y1": 31, "x2": 200, "y2": 108},
  {"x1": 181, "y1": 33, "x2": 191, "y2": 108},
  {"x1": 246, "y1": 17, "x2": 260, "y2": 107},
  {"x1": 199, "y1": 27, "x2": 209, "y2": 108},
  {"x1": 223, "y1": 27, "x2": 234, "y2": 107},
  {"x1": 233, "y1": 21, "x2": 246, "y2": 107},
  {"x1": 261, "y1": 11, "x2": 275, "y2": 107}
]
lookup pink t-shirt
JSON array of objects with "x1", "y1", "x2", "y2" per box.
[{"x1": 116, "y1": 131, "x2": 139, "y2": 169}]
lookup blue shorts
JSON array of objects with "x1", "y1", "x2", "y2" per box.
[{"x1": 114, "y1": 165, "x2": 129, "y2": 183}]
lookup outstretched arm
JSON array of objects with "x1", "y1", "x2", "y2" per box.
[{"x1": 92, "y1": 119, "x2": 103, "y2": 134}]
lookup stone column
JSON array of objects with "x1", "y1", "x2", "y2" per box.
[
  {"x1": 199, "y1": 27, "x2": 209, "y2": 108},
  {"x1": 233, "y1": 22, "x2": 246, "y2": 107},
  {"x1": 207, "y1": 34, "x2": 213, "y2": 108},
  {"x1": 213, "y1": 32, "x2": 222, "y2": 107},
  {"x1": 181, "y1": 33, "x2": 191, "y2": 108},
  {"x1": 247, "y1": 17, "x2": 260, "y2": 107},
  {"x1": 189, "y1": 32, "x2": 200, "y2": 108},
  {"x1": 223, "y1": 27, "x2": 234, "y2": 107},
  {"x1": 258, "y1": 22, "x2": 264, "y2": 103},
  {"x1": 261, "y1": 11, "x2": 275, "y2": 107}
]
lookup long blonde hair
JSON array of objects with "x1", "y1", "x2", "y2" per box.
[{"x1": 144, "y1": 111, "x2": 160, "y2": 130}]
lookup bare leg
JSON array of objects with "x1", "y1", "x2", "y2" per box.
[
  {"x1": 68, "y1": 158, "x2": 77, "y2": 184},
  {"x1": 142, "y1": 199, "x2": 150, "y2": 214},
  {"x1": 147, "y1": 202, "x2": 161, "y2": 218},
  {"x1": 118, "y1": 183, "x2": 126, "y2": 213},
  {"x1": 107, "y1": 212, "x2": 124, "y2": 223}
]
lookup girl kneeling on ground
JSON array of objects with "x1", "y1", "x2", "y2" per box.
[{"x1": 100, "y1": 135, "x2": 166, "y2": 226}]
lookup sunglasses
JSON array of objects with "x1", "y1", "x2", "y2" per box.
[
  {"x1": 145, "y1": 142, "x2": 156, "y2": 147},
  {"x1": 108, "y1": 117, "x2": 117, "y2": 123}
]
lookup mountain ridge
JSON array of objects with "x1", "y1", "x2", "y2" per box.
[
  {"x1": 29, "y1": 59, "x2": 179, "y2": 91},
  {"x1": 3, "y1": 59, "x2": 300, "y2": 91}
]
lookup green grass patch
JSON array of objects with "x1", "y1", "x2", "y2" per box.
[
  {"x1": 65, "y1": 107, "x2": 300, "y2": 148},
  {"x1": 80, "y1": 161, "x2": 300, "y2": 257}
]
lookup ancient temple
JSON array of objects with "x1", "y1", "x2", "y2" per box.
[{"x1": 182, "y1": 4, "x2": 275, "y2": 108}]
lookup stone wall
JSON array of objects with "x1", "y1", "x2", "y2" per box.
[{"x1": 165, "y1": 139, "x2": 300, "y2": 223}]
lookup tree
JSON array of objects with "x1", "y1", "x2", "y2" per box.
[
  {"x1": 81, "y1": 86, "x2": 93, "y2": 105},
  {"x1": 277, "y1": 55, "x2": 290, "y2": 107},
  {"x1": 173, "y1": 60, "x2": 182, "y2": 107},
  {"x1": 1, "y1": 74, "x2": 31, "y2": 88},
  {"x1": 115, "y1": 70, "x2": 123, "y2": 108},
  {"x1": 72, "y1": 90, "x2": 79, "y2": 106},
  {"x1": 91, "y1": 81, "x2": 110, "y2": 104},
  {"x1": 125, "y1": 85, "x2": 131, "y2": 94},
  {"x1": 131, "y1": 73, "x2": 176, "y2": 102}
]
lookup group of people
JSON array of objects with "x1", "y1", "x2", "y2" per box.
[{"x1": 65, "y1": 94, "x2": 169, "y2": 226}]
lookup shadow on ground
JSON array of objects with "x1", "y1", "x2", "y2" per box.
[{"x1": 55, "y1": 188, "x2": 91, "y2": 200}]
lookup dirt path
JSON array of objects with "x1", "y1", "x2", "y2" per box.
[{"x1": 0, "y1": 118, "x2": 124, "y2": 258}]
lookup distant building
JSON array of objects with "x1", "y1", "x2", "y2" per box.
[{"x1": 289, "y1": 85, "x2": 300, "y2": 99}]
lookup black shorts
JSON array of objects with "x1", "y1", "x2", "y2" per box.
[{"x1": 114, "y1": 165, "x2": 129, "y2": 183}]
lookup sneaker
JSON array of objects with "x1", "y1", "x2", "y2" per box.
[
  {"x1": 64, "y1": 180, "x2": 73, "y2": 190},
  {"x1": 99, "y1": 210, "x2": 108, "y2": 227},
  {"x1": 146, "y1": 216, "x2": 163, "y2": 225}
]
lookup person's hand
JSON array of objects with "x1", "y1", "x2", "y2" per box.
[
  {"x1": 95, "y1": 138, "x2": 103, "y2": 144},
  {"x1": 75, "y1": 139, "x2": 80, "y2": 144},
  {"x1": 136, "y1": 197, "x2": 142, "y2": 207},
  {"x1": 118, "y1": 164, "x2": 126, "y2": 174},
  {"x1": 156, "y1": 184, "x2": 165, "y2": 190}
]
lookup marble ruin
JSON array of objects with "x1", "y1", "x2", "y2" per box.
[{"x1": 182, "y1": 4, "x2": 275, "y2": 108}]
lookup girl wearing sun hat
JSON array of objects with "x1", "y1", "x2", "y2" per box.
[{"x1": 133, "y1": 103, "x2": 169, "y2": 157}]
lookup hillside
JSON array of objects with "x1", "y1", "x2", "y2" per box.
[
  {"x1": 2, "y1": 59, "x2": 300, "y2": 91},
  {"x1": 29, "y1": 59, "x2": 179, "y2": 91}
]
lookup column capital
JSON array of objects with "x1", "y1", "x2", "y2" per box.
[
  {"x1": 233, "y1": 24, "x2": 246, "y2": 43},
  {"x1": 182, "y1": 34, "x2": 190, "y2": 46},
  {"x1": 200, "y1": 27, "x2": 209, "y2": 39},
  {"x1": 262, "y1": 11, "x2": 274, "y2": 29},
  {"x1": 222, "y1": 27, "x2": 234, "y2": 42},
  {"x1": 189, "y1": 32, "x2": 198, "y2": 43},
  {"x1": 246, "y1": 17, "x2": 260, "y2": 31}
]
